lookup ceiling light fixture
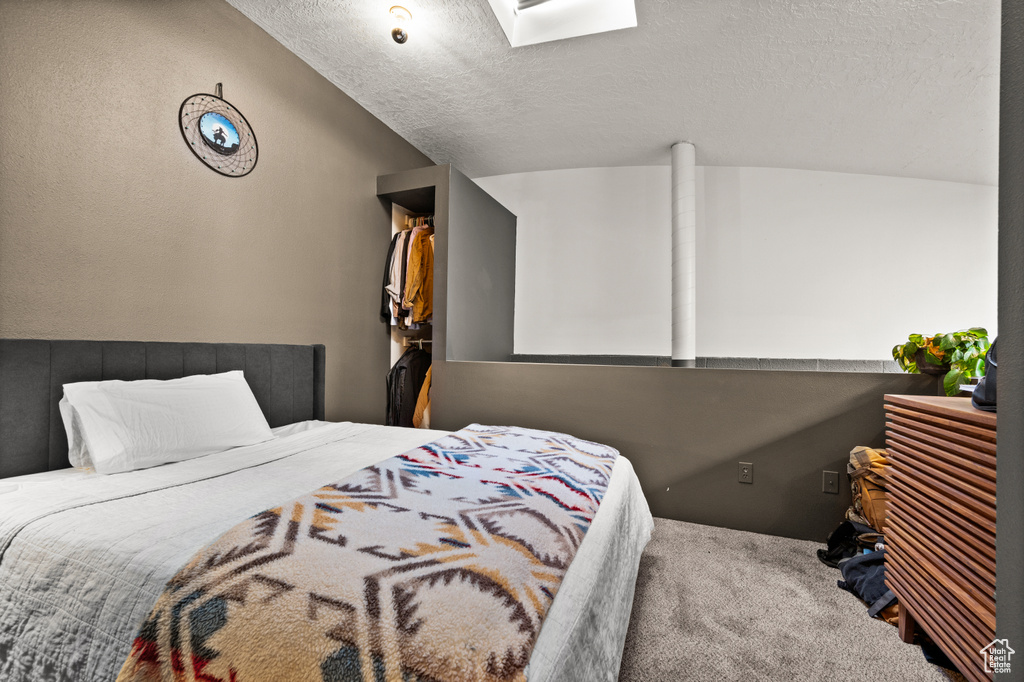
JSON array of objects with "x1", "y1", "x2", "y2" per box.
[{"x1": 390, "y1": 6, "x2": 411, "y2": 44}]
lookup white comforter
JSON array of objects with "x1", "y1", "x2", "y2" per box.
[{"x1": 0, "y1": 421, "x2": 653, "y2": 682}]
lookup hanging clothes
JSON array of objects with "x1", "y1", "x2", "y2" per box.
[
  {"x1": 380, "y1": 232, "x2": 401, "y2": 324},
  {"x1": 383, "y1": 230, "x2": 413, "y2": 328},
  {"x1": 397, "y1": 228, "x2": 412, "y2": 325},
  {"x1": 403, "y1": 225, "x2": 434, "y2": 324},
  {"x1": 385, "y1": 347, "x2": 431, "y2": 427},
  {"x1": 381, "y1": 217, "x2": 434, "y2": 330},
  {"x1": 384, "y1": 231, "x2": 405, "y2": 306}
]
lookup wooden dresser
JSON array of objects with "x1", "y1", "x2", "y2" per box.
[{"x1": 883, "y1": 395, "x2": 996, "y2": 682}]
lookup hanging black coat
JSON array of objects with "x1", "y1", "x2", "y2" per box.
[{"x1": 386, "y1": 347, "x2": 431, "y2": 427}]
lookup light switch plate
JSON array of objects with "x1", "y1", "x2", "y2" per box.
[{"x1": 823, "y1": 470, "x2": 840, "y2": 494}]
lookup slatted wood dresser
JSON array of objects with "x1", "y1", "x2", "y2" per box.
[{"x1": 883, "y1": 395, "x2": 996, "y2": 682}]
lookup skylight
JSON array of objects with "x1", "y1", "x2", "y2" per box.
[{"x1": 486, "y1": 0, "x2": 637, "y2": 48}]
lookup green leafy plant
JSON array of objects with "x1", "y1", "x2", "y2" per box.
[{"x1": 892, "y1": 328, "x2": 990, "y2": 396}]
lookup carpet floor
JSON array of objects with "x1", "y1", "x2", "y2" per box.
[{"x1": 618, "y1": 518, "x2": 957, "y2": 682}]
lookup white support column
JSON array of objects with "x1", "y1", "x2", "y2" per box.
[{"x1": 671, "y1": 142, "x2": 696, "y2": 367}]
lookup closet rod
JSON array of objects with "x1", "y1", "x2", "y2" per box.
[
  {"x1": 401, "y1": 338, "x2": 432, "y2": 350},
  {"x1": 403, "y1": 214, "x2": 435, "y2": 229}
]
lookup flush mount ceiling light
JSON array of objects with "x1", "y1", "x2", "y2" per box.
[
  {"x1": 390, "y1": 5, "x2": 411, "y2": 44},
  {"x1": 486, "y1": 0, "x2": 636, "y2": 48}
]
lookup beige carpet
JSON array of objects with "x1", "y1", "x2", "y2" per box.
[{"x1": 618, "y1": 518, "x2": 957, "y2": 682}]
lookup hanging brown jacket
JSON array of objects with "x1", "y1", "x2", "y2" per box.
[
  {"x1": 403, "y1": 227, "x2": 433, "y2": 324},
  {"x1": 413, "y1": 366, "x2": 431, "y2": 428}
]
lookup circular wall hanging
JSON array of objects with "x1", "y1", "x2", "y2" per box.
[{"x1": 178, "y1": 87, "x2": 258, "y2": 177}]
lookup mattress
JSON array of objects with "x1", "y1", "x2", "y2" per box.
[{"x1": 0, "y1": 421, "x2": 653, "y2": 682}]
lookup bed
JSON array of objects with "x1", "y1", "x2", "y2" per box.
[{"x1": 0, "y1": 340, "x2": 653, "y2": 682}]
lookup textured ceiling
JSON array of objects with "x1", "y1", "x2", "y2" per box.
[{"x1": 225, "y1": 0, "x2": 999, "y2": 184}]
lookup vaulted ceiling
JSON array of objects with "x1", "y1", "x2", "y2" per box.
[{"x1": 226, "y1": 0, "x2": 999, "y2": 185}]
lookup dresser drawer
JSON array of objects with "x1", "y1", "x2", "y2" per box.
[
  {"x1": 885, "y1": 497, "x2": 995, "y2": 583},
  {"x1": 884, "y1": 403, "x2": 996, "y2": 445},
  {"x1": 886, "y1": 420, "x2": 996, "y2": 477},
  {"x1": 885, "y1": 566, "x2": 992, "y2": 682},
  {"x1": 887, "y1": 463, "x2": 995, "y2": 532},
  {"x1": 886, "y1": 523, "x2": 995, "y2": 620},
  {"x1": 885, "y1": 410, "x2": 996, "y2": 456}
]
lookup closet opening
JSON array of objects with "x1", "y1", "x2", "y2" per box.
[
  {"x1": 381, "y1": 188, "x2": 435, "y2": 429},
  {"x1": 378, "y1": 164, "x2": 518, "y2": 428}
]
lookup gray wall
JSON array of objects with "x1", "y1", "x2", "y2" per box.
[
  {"x1": 434, "y1": 361, "x2": 938, "y2": 541},
  {"x1": 0, "y1": 0, "x2": 431, "y2": 424},
  {"x1": 445, "y1": 169, "x2": 516, "y2": 362},
  {"x1": 998, "y1": 0, "x2": 1023, "y2": 673}
]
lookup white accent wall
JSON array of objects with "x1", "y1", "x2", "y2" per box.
[
  {"x1": 475, "y1": 167, "x2": 672, "y2": 356},
  {"x1": 475, "y1": 166, "x2": 997, "y2": 360}
]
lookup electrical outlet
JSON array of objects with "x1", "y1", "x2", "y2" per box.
[
  {"x1": 823, "y1": 470, "x2": 839, "y2": 494},
  {"x1": 738, "y1": 462, "x2": 753, "y2": 484}
]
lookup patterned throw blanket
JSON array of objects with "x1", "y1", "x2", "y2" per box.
[{"x1": 116, "y1": 425, "x2": 618, "y2": 682}]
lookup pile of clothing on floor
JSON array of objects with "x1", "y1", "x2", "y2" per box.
[
  {"x1": 817, "y1": 446, "x2": 897, "y2": 623},
  {"x1": 818, "y1": 446, "x2": 955, "y2": 670}
]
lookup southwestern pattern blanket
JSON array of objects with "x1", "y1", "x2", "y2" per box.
[{"x1": 116, "y1": 424, "x2": 618, "y2": 682}]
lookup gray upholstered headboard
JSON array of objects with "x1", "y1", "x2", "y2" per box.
[{"x1": 0, "y1": 340, "x2": 326, "y2": 478}]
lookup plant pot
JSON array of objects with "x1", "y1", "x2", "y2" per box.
[{"x1": 915, "y1": 349, "x2": 950, "y2": 376}]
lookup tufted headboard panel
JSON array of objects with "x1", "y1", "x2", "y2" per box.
[{"x1": 0, "y1": 340, "x2": 326, "y2": 478}]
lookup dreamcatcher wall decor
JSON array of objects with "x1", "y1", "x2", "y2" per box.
[{"x1": 178, "y1": 83, "x2": 258, "y2": 177}]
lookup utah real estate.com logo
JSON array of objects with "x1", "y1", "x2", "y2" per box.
[{"x1": 981, "y1": 638, "x2": 1015, "y2": 674}]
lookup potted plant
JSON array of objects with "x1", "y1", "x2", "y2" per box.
[{"x1": 892, "y1": 328, "x2": 991, "y2": 396}]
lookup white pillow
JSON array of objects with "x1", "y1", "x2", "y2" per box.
[
  {"x1": 58, "y1": 396, "x2": 93, "y2": 469},
  {"x1": 62, "y1": 370, "x2": 275, "y2": 474}
]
